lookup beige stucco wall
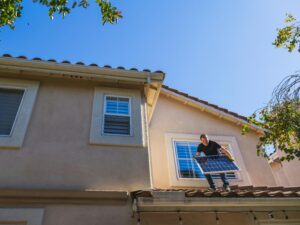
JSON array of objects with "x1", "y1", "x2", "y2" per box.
[
  {"x1": 0, "y1": 74, "x2": 150, "y2": 191},
  {"x1": 270, "y1": 151, "x2": 300, "y2": 186},
  {"x1": 43, "y1": 204, "x2": 135, "y2": 225},
  {"x1": 149, "y1": 94, "x2": 277, "y2": 188}
]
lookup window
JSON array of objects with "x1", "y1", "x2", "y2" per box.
[
  {"x1": 174, "y1": 141, "x2": 236, "y2": 180},
  {"x1": 90, "y1": 87, "x2": 145, "y2": 147},
  {"x1": 165, "y1": 133, "x2": 251, "y2": 187},
  {"x1": 0, "y1": 88, "x2": 25, "y2": 136},
  {"x1": 103, "y1": 96, "x2": 131, "y2": 135},
  {"x1": 0, "y1": 78, "x2": 39, "y2": 148}
]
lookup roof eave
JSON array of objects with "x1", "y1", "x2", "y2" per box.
[{"x1": 0, "y1": 57, "x2": 165, "y2": 84}]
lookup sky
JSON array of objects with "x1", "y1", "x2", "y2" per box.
[{"x1": 1, "y1": 0, "x2": 299, "y2": 116}]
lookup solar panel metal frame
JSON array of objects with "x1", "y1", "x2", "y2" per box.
[{"x1": 194, "y1": 155, "x2": 240, "y2": 175}]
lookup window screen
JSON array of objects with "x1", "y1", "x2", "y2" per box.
[
  {"x1": 0, "y1": 88, "x2": 24, "y2": 136},
  {"x1": 174, "y1": 141, "x2": 236, "y2": 179},
  {"x1": 103, "y1": 96, "x2": 131, "y2": 135}
]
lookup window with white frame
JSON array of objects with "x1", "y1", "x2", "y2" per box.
[
  {"x1": 0, "y1": 88, "x2": 25, "y2": 136},
  {"x1": 90, "y1": 87, "x2": 144, "y2": 147},
  {"x1": 0, "y1": 78, "x2": 39, "y2": 148},
  {"x1": 174, "y1": 141, "x2": 236, "y2": 180},
  {"x1": 103, "y1": 96, "x2": 131, "y2": 135}
]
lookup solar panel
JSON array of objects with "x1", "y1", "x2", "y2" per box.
[{"x1": 194, "y1": 155, "x2": 240, "y2": 175}]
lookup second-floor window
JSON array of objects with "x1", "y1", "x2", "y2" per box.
[
  {"x1": 0, "y1": 88, "x2": 25, "y2": 136},
  {"x1": 174, "y1": 141, "x2": 236, "y2": 180},
  {"x1": 103, "y1": 96, "x2": 131, "y2": 135}
]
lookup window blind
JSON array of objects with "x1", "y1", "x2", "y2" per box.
[
  {"x1": 103, "y1": 96, "x2": 131, "y2": 135},
  {"x1": 0, "y1": 88, "x2": 24, "y2": 135}
]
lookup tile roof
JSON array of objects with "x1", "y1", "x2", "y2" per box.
[
  {"x1": 162, "y1": 85, "x2": 248, "y2": 122},
  {"x1": 131, "y1": 186, "x2": 300, "y2": 198},
  {"x1": 0, "y1": 54, "x2": 165, "y2": 74}
]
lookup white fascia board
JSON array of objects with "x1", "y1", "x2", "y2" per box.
[{"x1": 0, "y1": 57, "x2": 165, "y2": 83}]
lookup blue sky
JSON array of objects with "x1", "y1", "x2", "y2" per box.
[{"x1": 1, "y1": 0, "x2": 299, "y2": 116}]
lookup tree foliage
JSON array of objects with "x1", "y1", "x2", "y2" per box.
[
  {"x1": 242, "y1": 74, "x2": 300, "y2": 161},
  {"x1": 273, "y1": 14, "x2": 300, "y2": 53},
  {"x1": 0, "y1": 0, "x2": 122, "y2": 29},
  {"x1": 243, "y1": 13, "x2": 300, "y2": 162}
]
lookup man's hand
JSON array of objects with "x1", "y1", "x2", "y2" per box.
[
  {"x1": 220, "y1": 147, "x2": 235, "y2": 161},
  {"x1": 196, "y1": 151, "x2": 200, "y2": 156}
]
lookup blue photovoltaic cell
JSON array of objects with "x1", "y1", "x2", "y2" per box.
[{"x1": 194, "y1": 155, "x2": 239, "y2": 174}]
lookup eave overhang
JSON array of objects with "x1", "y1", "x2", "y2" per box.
[
  {"x1": 135, "y1": 196, "x2": 300, "y2": 212},
  {"x1": 0, "y1": 56, "x2": 165, "y2": 121},
  {"x1": 0, "y1": 189, "x2": 128, "y2": 205}
]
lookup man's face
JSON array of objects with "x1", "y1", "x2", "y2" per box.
[{"x1": 200, "y1": 136, "x2": 209, "y2": 146}]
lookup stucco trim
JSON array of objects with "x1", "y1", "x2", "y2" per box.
[
  {"x1": 90, "y1": 87, "x2": 145, "y2": 147},
  {"x1": 136, "y1": 196, "x2": 300, "y2": 212},
  {"x1": 165, "y1": 133, "x2": 252, "y2": 187},
  {"x1": 0, "y1": 78, "x2": 39, "y2": 148},
  {"x1": 0, "y1": 189, "x2": 128, "y2": 205},
  {"x1": 0, "y1": 208, "x2": 44, "y2": 225}
]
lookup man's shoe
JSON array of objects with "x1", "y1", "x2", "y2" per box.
[
  {"x1": 224, "y1": 185, "x2": 231, "y2": 192},
  {"x1": 207, "y1": 187, "x2": 217, "y2": 192}
]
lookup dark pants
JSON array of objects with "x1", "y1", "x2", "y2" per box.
[{"x1": 205, "y1": 173, "x2": 229, "y2": 189}]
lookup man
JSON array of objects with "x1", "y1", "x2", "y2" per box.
[{"x1": 196, "y1": 134, "x2": 234, "y2": 191}]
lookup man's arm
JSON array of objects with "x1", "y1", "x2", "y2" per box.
[
  {"x1": 196, "y1": 145, "x2": 201, "y2": 156},
  {"x1": 219, "y1": 146, "x2": 235, "y2": 161}
]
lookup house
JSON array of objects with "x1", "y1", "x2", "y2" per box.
[{"x1": 0, "y1": 54, "x2": 299, "y2": 225}]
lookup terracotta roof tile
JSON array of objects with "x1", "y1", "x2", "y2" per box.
[
  {"x1": 3, "y1": 54, "x2": 12, "y2": 57},
  {"x1": 89, "y1": 63, "x2": 98, "y2": 67},
  {"x1": 0, "y1": 54, "x2": 165, "y2": 75},
  {"x1": 130, "y1": 68, "x2": 138, "y2": 71},
  {"x1": 162, "y1": 85, "x2": 248, "y2": 122},
  {"x1": 32, "y1": 57, "x2": 42, "y2": 61}
]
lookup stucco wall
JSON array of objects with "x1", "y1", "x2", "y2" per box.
[
  {"x1": 43, "y1": 204, "x2": 135, "y2": 225},
  {"x1": 270, "y1": 151, "x2": 300, "y2": 186},
  {"x1": 0, "y1": 75, "x2": 150, "y2": 191},
  {"x1": 149, "y1": 94, "x2": 277, "y2": 188}
]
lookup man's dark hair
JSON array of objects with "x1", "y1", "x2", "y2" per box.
[{"x1": 200, "y1": 134, "x2": 208, "y2": 139}]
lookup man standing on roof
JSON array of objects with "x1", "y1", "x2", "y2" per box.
[{"x1": 196, "y1": 134, "x2": 234, "y2": 191}]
